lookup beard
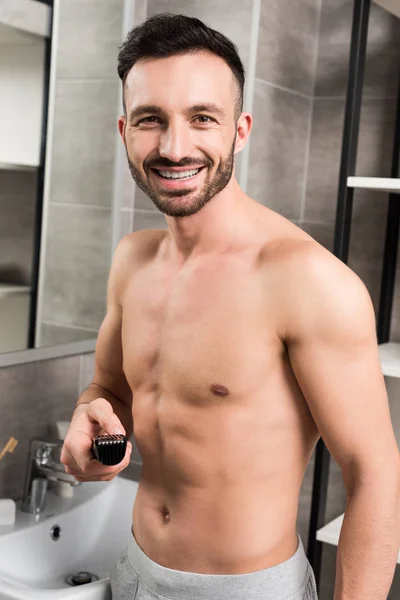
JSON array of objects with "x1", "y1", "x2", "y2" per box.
[{"x1": 124, "y1": 138, "x2": 236, "y2": 218}]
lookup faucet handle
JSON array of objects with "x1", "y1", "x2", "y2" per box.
[
  {"x1": 28, "y1": 437, "x2": 63, "y2": 456},
  {"x1": 34, "y1": 441, "x2": 61, "y2": 467}
]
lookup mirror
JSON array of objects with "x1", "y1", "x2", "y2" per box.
[{"x1": 0, "y1": 0, "x2": 128, "y2": 354}]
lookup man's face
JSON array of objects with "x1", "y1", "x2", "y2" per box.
[{"x1": 119, "y1": 51, "x2": 240, "y2": 218}]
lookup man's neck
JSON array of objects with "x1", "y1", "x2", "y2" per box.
[{"x1": 165, "y1": 188, "x2": 257, "y2": 264}]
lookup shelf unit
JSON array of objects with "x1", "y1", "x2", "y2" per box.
[
  {"x1": 373, "y1": 0, "x2": 400, "y2": 18},
  {"x1": 378, "y1": 342, "x2": 400, "y2": 377},
  {"x1": 307, "y1": 0, "x2": 400, "y2": 591},
  {"x1": 0, "y1": 162, "x2": 38, "y2": 173},
  {"x1": 0, "y1": 2, "x2": 51, "y2": 167},
  {"x1": 0, "y1": 0, "x2": 53, "y2": 348},
  {"x1": 348, "y1": 176, "x2": 400, "y2": 193},
  {"x1": 0, "y1": 285, "x2": 31, "y2": 353}
]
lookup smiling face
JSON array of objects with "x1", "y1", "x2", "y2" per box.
[{"x1": 118, "y1": 51, "x2": 243, "y2": 218}]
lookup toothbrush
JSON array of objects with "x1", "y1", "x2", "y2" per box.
[{"x1": 0, "y1": 437, "x2": 18, "y2": 462}]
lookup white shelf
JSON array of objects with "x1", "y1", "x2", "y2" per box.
[
  {"x1": 0, "y1": 162, "x2": 38, "y2": 172},
  {"x1": 0, "y1": 27, "x2": 46, "y2": 166},
  {"x1": 373, "y1": 0, "x2": 400, "y2": 19},
  {"x1": 378, "y1": 342, "x2": 400, "y2": 378},
  {"x1": 0, "y1": 0, "x2": 51, "y2": 39},
  {"x1": 347, "y1": 177, "x2": 400, "y2": 194},
  {"x1": 0, "y1": 284, "x2": 31, "y2": 299},
  {"x1": 316, "y1": 512, "x2": 400, "y2": 563}
]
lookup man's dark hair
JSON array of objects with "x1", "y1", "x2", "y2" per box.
[{"x1": 117, "y1": 13, "x2": 245, "y2": 120}]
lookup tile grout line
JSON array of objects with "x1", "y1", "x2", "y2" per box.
[
  {"x1": 50, "y1": 202, "x2": 111, "y2": 210},
  {"x1": 129, "y1": 206, "x2": 134, "y2": 232},
  {"x1": 132, "y1": 208, "x2": 163, "y2": 214},
  {"x1": 300, "y1": 0, "x2": 323, "y2": 226},
  {"x1": 56, "y1": 78, "x2": 121, "y2": 83},
  {"x1": 78, "y1": 354, "x2": 84, "y2": 398},
  {"x1": 111, "y1": 0, "x2": 137, "y2": 256},
  {"x1": 255, "y1": 78, "x2": 397, "y2": 103},
  {"x1": 239, "y1": 0, "x2": 261, "y2": 193},
  {"x1": 42, "y1": 319, "x2": 98, "y2": 332},
  {"x1": 314, "y1": 95, "x2": 398, "y2": 101},
  {"x1": 255, "y1": 77, "x2": 311, "y2": 100}
]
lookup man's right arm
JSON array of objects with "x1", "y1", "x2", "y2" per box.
[
  {"x1": 60, "y1": 233, "x2": 143, "y2": 477},
  {"x1": 72, "y1": 233, "x2": 139, "y2": 438}
]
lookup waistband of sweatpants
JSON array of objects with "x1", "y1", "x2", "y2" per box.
[{"x1": 127, "y1": 527, "x2": 311, "y2": 600}]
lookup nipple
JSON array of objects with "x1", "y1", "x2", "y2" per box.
[{"x1": 210, "y1": 384, "x2": 229, "y2": 396}]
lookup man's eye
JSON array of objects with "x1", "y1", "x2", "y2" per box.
[
  {"x1": 137, "y1": 116, "x2": 161, "y2": 125},
  {"x1": 194, "y1": 115, "x2": 215, "y2": 123}
]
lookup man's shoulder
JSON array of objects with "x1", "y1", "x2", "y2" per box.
[
  {"x1": 260, "y1": 218, "x2": 355, "y2": 286},
  {"x1": 259, "y1": 218, "x2": 371, "y2": 341},
  {"x1": 109, "y1": 229, "x2": 167, "y2": 301},
  {"x1": 114, "y1": 228, "x2": 167, "y2": 265}
]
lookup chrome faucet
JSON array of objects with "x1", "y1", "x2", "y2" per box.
[{"x1": 21, "y1": 438, "x2": 81, "y2": 514}]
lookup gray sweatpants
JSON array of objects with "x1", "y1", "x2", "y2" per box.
[{"x1": 110, "y1": 527, "x2": 318, "y2": 599}]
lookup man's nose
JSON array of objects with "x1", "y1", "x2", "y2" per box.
[{"x1": 158, "y1": 122, "x2": 194, "y2": 163}]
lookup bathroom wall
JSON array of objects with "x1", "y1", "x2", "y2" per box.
[{"x1": 36, "y1": 0, "x2": 124, "y2": 346}]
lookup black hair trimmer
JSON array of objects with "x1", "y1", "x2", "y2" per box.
[{"x1": 92, "y1": 434, "x2": 127, "y2": 466}]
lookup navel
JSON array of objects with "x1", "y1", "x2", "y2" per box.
[
  {"x1": 210, "y1": 384, "x2": 230, "y2": 396},
  {"x1": 161, "y1": 506, "x2": 170, "y2": 522}
]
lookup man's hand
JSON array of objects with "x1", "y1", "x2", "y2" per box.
[{"x1": 60, "y1": 397, "x2": 132, "y2": 481}]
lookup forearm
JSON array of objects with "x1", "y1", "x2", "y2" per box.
[
  {"x1": 334, "y1": 478, "x2": 400, "y2": 600},
  {"x1": 73, "y1": 382, "x2": 133, "y2": 439}
]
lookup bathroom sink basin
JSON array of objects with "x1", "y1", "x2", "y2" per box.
[{"x1": 0, "y1": 475, "x2": 139, "y2": 599}]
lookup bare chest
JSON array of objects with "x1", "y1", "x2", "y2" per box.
[{"x1": 121, "y1": 253, "x2": 284, "y2": 405}]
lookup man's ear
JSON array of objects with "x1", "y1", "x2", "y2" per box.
[
  {"x1": 234, "y1": 112, "x2": 253, "y2": 154},
  {"x1": 118, "y1": 115, "x2": 126, "y2": 141}
]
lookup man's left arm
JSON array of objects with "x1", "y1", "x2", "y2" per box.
[{"x1": 282, "y1": 244, "x2": 400, "y2": 600}]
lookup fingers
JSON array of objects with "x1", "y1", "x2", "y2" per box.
[
  {"x1": 64, "y1": 441, "x2": 132, "y2": 481},
  {"x1": 60, "y1": 397, "x2": 130, "y2": 482},
  {"x1": 60, "y1": 444, "x2": 81, "y2": 471},
  {"x1": 61, "y1": 430, "x2": 94, "y2": 472},
  {"x1": 87, "y1": 398, "x2": 126, "y2": 435}
]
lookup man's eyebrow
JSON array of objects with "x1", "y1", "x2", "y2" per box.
[
  {"x1": 187, "y1": 103, "x2": 226, "y2": 118},
  {"x1": 128, "y1": 105, "x2": 162, "y2": 124},
  {"x1": 128, "y1": 103, "x2": 226, "y2": 124}
]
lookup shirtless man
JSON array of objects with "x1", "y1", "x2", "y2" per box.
[{"x1": 60, "y1": 13, "x2": 400, "y2": 600}]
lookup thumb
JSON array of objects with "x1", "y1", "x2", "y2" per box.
[{"x1": 88, "y1": 398, "x2": 126, "y2": 436}]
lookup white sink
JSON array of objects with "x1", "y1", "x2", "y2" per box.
[{"x1": 0, "y1": 476, "x2": 138, "y2": 599}]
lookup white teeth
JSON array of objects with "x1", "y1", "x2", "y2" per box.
[{"x1": 157, "y1": 168, "x2": 200, "y2": 179}]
